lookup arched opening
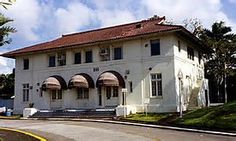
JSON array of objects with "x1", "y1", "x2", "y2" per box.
[
  {"x1": 96, "y1": 71, "x2": 125, "y2": 107},
  {"x1": 68, "y1": 73, "x2": 95, "y2": 106},
  {"x1": 41, "y1": 75, "x2": 67, "y2": 110}
]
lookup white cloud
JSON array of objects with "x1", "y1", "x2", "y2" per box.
[
  {"x1": 0, "y1": 52, "x2": 14, "y2": 74},
  {"x1": 54, "y1": 2, "x2": 95, "y2": 35},
  {"x1": 4, "y1": 0, "x2": 42, "y2": 41},
  {"x1": 96, "y1": 9, "x2": 136, "y2": 27}
]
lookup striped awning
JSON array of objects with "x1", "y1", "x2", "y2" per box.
[
  {"x1": 42, "y1": 77, "x2": 61, "y2": 90},
  {"x1": 97, "y1": 72, "x2": 119, "y2": 86},
  {"x1": 69, "y1": 75, "x2": 89, "y2": 88}
]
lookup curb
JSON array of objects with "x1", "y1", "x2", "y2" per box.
[
  {"x1": 28, "y1": 118, "x2": 236, "y2": 137},
  {"x1": 0, "y1": 127, "x2": 47, "y2": 141}
]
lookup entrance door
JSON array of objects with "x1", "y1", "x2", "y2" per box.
[
  {"x1": 104, "y1": 86, "x2": 119, "y2": 107},
  {"x1": 50, "y1": 90, "x2": 63, "y2": 110}
]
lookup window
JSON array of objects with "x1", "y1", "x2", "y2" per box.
[
  {"x1": 57, "y1": 53, "x2": 66, "y2": 66},
  {"x1": 114, "y1": 47, "x2": 122, "y2": 60},
  {"x1": 113, "y1": 86, "x2": 118, "y2": 97},
  {"x1": 51, "y1": 90, "x2": 57, "y2": 100},
  {"x1": 49, "y1": 55, "x2": 56, "y2": 67},
  {"x1": 51, "y1": 90, "x2": 62, "y2": 100},
  {"x1": 100, "y1": 47, "x2": 110, "y2": 61},
  {"x1": 85, "y1": 51, "x2": 93, "y2": 63},
  {"x1": 23, "y1": 59, "x2": 29, "y2": 70},
  {"x1": 151, "y1": 73, "x2": 162, "y2": 96},
  {"x1": 187, "y1": 47, "x2": 194, "y2": 60},
  {"x1": 77, "y1": 88, "x2": 89, "y2": 99},
  {"x1": 74, "y1": 52, "x2": 81, "y2": 64},
  {"x1": 198, "y1": 52, "x2": 202, "y2": 64},
  {"x1": 106, "y1": 86, "x2": 111, "y2": 99},
  {"x1": 23, "y1": 84, "x2": 29, "y2": 102},
  {"x1": 178, "y1": 40, "x2": 181, "y2": 52},
  {"x1": 151, "y1": 39, "x2": 160, "y2": 56},
  {"x1": 129, "y1": 81, "x2": 133, "y2": 93}
]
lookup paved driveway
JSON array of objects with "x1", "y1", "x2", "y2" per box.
[{"x1": 0, "y1": 120, "x2": 235, "y2": 141}]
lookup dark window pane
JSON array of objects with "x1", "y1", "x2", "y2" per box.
[
  {"x1": 84, "y1": 88, "x2": 89, "y2": 99},
  {"x1": 187, "y1": 47, "x2": 194, "y2": 60},
  {"x1": 113, "y1": 86, "x2": 118, "y2": 97},
  {"x1": 151, "y1": 81, "x2": 157, "y2": 96},
  {"x1": 151, "y1": 39, "x2": 160, "y2": 56},
  {"x1": 49, "y1": 56, "x2": 55, "y2": 67},
  {"x1": 74, "y1": 52, "x2": 81, "y2": 64},
  {"x1": 23, "y1": 59, "x2": 29, "y2": 70},
  {"x1": 58, "y1": 90, "x2": 62, "y2": 99},
  {"x1": 77, "y1": 89, "x2": 83, "y2": 99},
  {"x1": 106, "y1": 86, "x2": 111, "y2": 99},
  {"x1": 51, "y1": 90, "x2": 57, "y2": 100},
  {"x1": 114, "y1": 47, "x2": 122, "y2": 60},
  {"x1": 85, "y1": 51, "x2": 92, "y2": 63}
]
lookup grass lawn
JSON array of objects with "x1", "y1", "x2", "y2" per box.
[
  {"x1": 175, "y1": 101, "x2": 236, "y2": 131},
  {"x1": 123, "y1": 101, "x2": 236, "y2": 131},
  {"x1": 125, "y1": 113, "x2": 171, "y2": 124}
]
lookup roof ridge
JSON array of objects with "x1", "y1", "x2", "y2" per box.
[{"x1": 62, "y1": 17, "x2": 165, "y2": 37}]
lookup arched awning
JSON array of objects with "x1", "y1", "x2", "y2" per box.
[
  {"x1": 96, "y1": 71, "x2": 125, "y2": 88},
  {"x1": 42, "y1": 75, "x2": 67, "y2": 91},
  {"x1": 68, "y1": 73, "x2": 95, "y2": 88}
]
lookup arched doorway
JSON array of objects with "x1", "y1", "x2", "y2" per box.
[
  {"x1": 96, "y1": 71, "x2": 125, "y2": 107},
  {"x1": 42, "y1": 75, "x2": 67, "y2": 110},
  {"x1": 68, "y1": 73, "x2": 95, "y2": 108}
]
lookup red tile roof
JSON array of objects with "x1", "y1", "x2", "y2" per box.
[{"x1": 2, "y1": 16, "x2": 189, "y2": 58}]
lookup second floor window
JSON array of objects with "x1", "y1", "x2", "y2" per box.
[
  {"x1": 187, "y1": 47, "x2": 194, "y2": 60},
  {"x1": 151, "y1": 39, "x2": 160, "y2": 56},
  {"x1": 23, "y1": 83, "x2": 29, "y2": 102},
  {"x1": 74, "y1": 52, "x2": 81, "y2": 64},
  {"x1": 49, "y1": 56, "x2": 56, "y2": 67},
  {"x1": 114, "y1": 47, "x2": 122, "y2": 60},
  {"x1": 23, "y1": 59, "x2": 29, "y2": 70},
  {"x1": 85, "y1": 50, "x2": 93, "y2": 63},
  {"x1": 57, "y1": 53, "x2": 66, "y2": 66}
]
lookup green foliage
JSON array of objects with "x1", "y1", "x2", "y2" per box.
[
  {"x1": 0, "y1": 0, "x2": 16, "y2": 47},
  {"x1": 125, "y1": 113, "x2": 170, "y2": 123},
  {"x1": 176, "y1": 101, "x2": 236, "y2": 130},
  {"x1": 0, "y1": 72, "x2": 14, "y2": 99}
]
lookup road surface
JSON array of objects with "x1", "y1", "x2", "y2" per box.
[{"x1": 0, "y1": 120, "x2": 235, "y2": 141}]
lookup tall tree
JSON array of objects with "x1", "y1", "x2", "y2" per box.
[{"x1": 199, "y1": 21, "x2": 236, "y2": 103}]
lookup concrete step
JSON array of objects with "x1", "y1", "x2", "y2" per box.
[{"x1": 31, "y1": 109, "x2": 116, "y2": 118}]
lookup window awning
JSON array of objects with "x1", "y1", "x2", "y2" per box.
[
  {"x1": 42, "y1": 75, "x2": 67, "y2": 91},
  {"x1": 68, "y1": 73, "x2": 95, "y2": 89},
  {"x1": 69, "y1": 75, "x2": 89, "y2": 88},
  {"x1": 97, "y1": 72, "x2": 119, "y2": 87},
  {"x1": 42, "y1": 77, "x2": 61, "y2": 90}
]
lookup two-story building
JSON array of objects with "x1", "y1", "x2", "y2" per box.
[{"x1": 1, "y1": 16, "x2": 210, "y2": 115}]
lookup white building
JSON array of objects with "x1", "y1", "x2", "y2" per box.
[{"x1": 1, "y1": 17, "x2": 211, "y2": 115}]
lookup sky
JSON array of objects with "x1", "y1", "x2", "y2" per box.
[{"x1": 0, "y1": 0, "x2": 236, "y2": 74}]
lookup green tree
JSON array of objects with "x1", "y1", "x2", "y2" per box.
[
  {"x1": 199, "y1": 21, "x2": 236, "y2": 103},
  {"x1": 0, "y1": 72, "x2": 14, "y2": 99},
  {"x1": 0, "y1": 0, "x2": 16, "y2": 46}
]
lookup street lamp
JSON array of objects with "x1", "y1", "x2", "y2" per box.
[{"x1": 177, "y1": 70, "x2": 183, "y2": 118}]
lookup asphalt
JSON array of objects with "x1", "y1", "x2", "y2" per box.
[
  {"x1": 0, "y1": 119, "x2": 235, "y2": 141},
  {"x1": 27, "y1": 118, "x2": 236, "y2": 137}
]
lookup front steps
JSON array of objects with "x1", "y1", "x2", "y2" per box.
[{"x1": 30, "y1": 108, "x2": 116, "y2": 118}]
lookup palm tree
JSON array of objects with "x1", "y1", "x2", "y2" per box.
[
  {"x1": 0, "y1": 13, "x2": 16, "y2": 46},
  {"x1": 200, "y1": 21, "x2": 236, "y2": 103}
]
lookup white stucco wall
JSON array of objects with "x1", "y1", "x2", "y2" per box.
[{"x1": 13, "y1": 33, "x2": 206, "y2": 114}]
